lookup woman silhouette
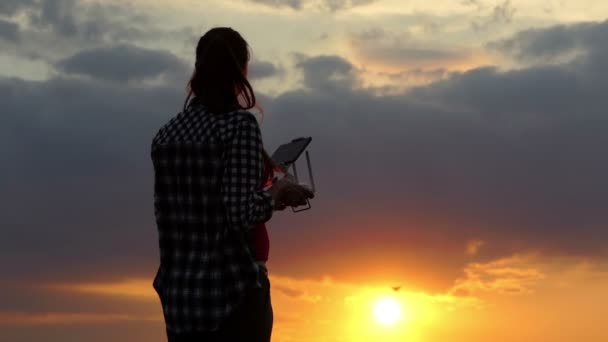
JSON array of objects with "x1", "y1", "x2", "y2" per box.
[{"x1": 151, "y1": 27, "x2": 313, "y2": 342}]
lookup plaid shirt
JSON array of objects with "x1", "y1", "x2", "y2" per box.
[{"x1": 150, "y1": 99, "x2": 274, "y2": 333}]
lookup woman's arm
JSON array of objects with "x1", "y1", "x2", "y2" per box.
[{"x1": 221, "y1": 113, "x2": 275, "y2": 231}]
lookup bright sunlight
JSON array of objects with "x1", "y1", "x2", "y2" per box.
[{"x1": 373, "y1": 297, "x2": 402, "y2": 326}]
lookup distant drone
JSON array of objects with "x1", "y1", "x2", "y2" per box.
[{"x1": 391, "y1": 286, "x2": 401, "y2": 292}]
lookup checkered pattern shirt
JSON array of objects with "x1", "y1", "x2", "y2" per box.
[{"x1": 150, "y1": 99, "x2": 274, "y2": 333}]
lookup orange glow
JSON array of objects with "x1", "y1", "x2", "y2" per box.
[
  {"x1": 0, "y1": 312, "x2": 161, "y2": 325},
  {"x1": 44, "y1": 279, "x2": 157, "y2": 300},
  {"x1": 12, "y1": 256, "x2": 607, "y2": 341}
]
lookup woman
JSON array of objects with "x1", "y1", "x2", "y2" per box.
[{"x1": 151, "y1": 27, "x2": 313, "y2": 341}]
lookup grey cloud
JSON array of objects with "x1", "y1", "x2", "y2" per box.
[
  {"x1": 489, "y1": 20, "x2": 608, "y2": 62},
  {"x1": 0, "y1": 0, "x2": 188, "y2": 64},
  {"x1": 1, "y1": 0, "x2": 85, "y2": 37},
  {"x1": 0, "y1": 0, "x2": 35, "y2": 15},
  {"x1": 0, "y1": 19, "x2": 19, "y2": 42},
  {"x1": 249, "y1": 0, "x2": 303, "y2": 9},
  {"x1": 56, "y1": 44, "x2": 189, "y2": 82},
  {"x1": 471, "y1": 0, "x2": 517, "y2": 31},
  {"x1": 265, "y1": 24, "x2": 608, "y2": 281},
  {"x1": 0, "y1": 75, "x2": 185, "y2": 285},
  {"x1": 31, "y1": 0, "x2": 78, "y2": 36},
  {"x1": 1, "y1": 20, "x2": 608, "y2": 295},
  {"x1": 247, "y1": 0, "x2": 377, "y2": 11},
  {"x1": 491, "y1": 0, "x2": 517, "y2": 23},
  {"x1": 295, "y1": 54, "x2": 357, "y2": 90},
  {"x1": 249, "y1": 60, "x2": 280, "y2": 79},
  {"x1": 319, "y1": 0, "x2": 377, "y2": 12}
]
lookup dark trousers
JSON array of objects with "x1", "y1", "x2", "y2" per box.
[{"x1": 166, "y1": 269, "x2": 273, "y2": 342}]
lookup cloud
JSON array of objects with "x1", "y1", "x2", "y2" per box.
[
  {"x1": 261, "y1": 23, "x2": 608, "y2": 284},
  {"x1": 0, "y1": 280, "x2": 162, "y2": 330},
  {"x1": 0, "y1": 75, "x2": 184, "y2": 284},
  {"x1": 273, "y1": 285, "x2": 305, "y2": 298},
  {"x1": 247, "y1": 0, "x2": 377, "y2": 11},
  {"x1": 0, "y1": 0, "x2": 35, "y2": 16},
  {"x1": 270, "y1": 276, "x2": 324, "y2": 303},
  {"x1": 45, "y1": 279, "x2": 157, "y2": 300},
  {"x1": 56, "y1": 44, "x2": 189, "y2": 82},
  {"x1": 0, "y1": 0, "x2": 193, "y2": 65},
  {"x1": 471, "y1": 0, "x2": 517, "y2": 31},
  {"x1": 319, "y1": 0, "x2": 377, "y2": 12},
  {"x1": 0, "y1": 0, "x2": 103, "y2": 39},
  {"x1": 489, "y1": 19, "x2": 608, "y2": 63},
  {"x1": 249, "y1": 60, "x2": 280, "y2": 79},
  {"x1": 249, "y1": 0, "x2": 303, "y2": 10},
  {"x1": 466, "y1": 240, "x2": 485, "y2": 256},
  {"x1": 450, "y1": 254, "x2": 546, "y2": 297},
  {"x1": 349, "y1": 27, "x2": 482, "y2": 71},
  {"x1": 2, "y1": 20, "x2": 608, "y2": 296},
  {"x1": 294, "y1": 54, "x2": 357, "y2": 90},
  {"x1": 0, "y1": 312, "x2": 160, "y2": 325},
  {"x1": 0, "y1": 19, "x2": 19, "y2": 42},
  {"x1": 30, "y1": 0, "x2": 79, "y2": 36},
  {"x1": 366, "y1": 68, "x2": 450, "y2": 93}
]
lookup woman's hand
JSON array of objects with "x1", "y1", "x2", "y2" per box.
[
  {"x1": 280, "y1": 183, "x2": 314, "y2": 207},
  {"x1": 267, "y1": 177, "x2": 314, "y2": 210}
]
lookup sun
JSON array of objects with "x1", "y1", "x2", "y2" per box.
[{"x1": 373, "y1": 297, "x2": 402, "y2": 326}]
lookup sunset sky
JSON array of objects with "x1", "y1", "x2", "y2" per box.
[{"x1": 1, "y1": 0, "x2": 608, "y2": 341}]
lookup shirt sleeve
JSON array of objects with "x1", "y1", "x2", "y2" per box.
[{"x1": 221, "y1": 113, "x2": 274, "y2": 231}]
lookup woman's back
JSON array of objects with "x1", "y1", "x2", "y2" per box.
[{"x1": 151, "y1": 100, "x2": 273, "y2": 333}]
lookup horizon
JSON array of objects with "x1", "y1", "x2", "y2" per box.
[{"x1": 1, "y1": 1, "x2": 608, "y2": 341}]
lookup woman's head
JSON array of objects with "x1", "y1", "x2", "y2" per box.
[{"x1": 187, "y1": 27, "x2": 256, "y2": 113}]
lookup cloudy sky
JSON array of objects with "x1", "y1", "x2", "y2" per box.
[{"x1": 1, "y1": 0, "x2": 607, "y2": 341}]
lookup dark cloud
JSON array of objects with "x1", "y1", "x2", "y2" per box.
[
  {"x1": 1, "y1": 0, "x2": 102, "y2": 39},
  {"x1": 0, "y1": 19, "x2": 19, "y2": 42},
  {"x1": 0, "y1": 0, "x2": 192, "y2": 64},
  {"x1": 56, "y1": 44, "x2": 189, "y2": 82},
  {"x1": 0, "y1": 0, "x2": 35, "y2": 15},
  {"x1": 30, "y1": 0, "x2": 78, "y2": 36},
  {"x1": 405, "y1": 26, "x2": 608, "y2": 254},
  {"x1": 491, "y1": 0, "x2": 517, "y2": 24},
  {"x1": 249, "y1": 60, "x2": 280, "y2": 79},
  {"x1": 489, "y1": 20, "x2": 608, "y2": 63},
  {"x1": 0, "y1": 75, "x2": 185, "y2": 284},
  {"x1": 263, "y1": 23, "x2": 608, "y2": 284},
  {"x1": 1, "y1": 21, "x2": 608, "y2": 298},
  {"x1": 249, "y1": 0, "x2": 303, "y2": 10},
  {"x1": 248, "y1": 0, "x2": 377, "y2": 11},
  {"x1": 295, "y1": 54, "x2": 357, "y2": 90}
]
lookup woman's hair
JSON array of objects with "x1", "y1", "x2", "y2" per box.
[{"x1": 185, "y1": 27, "x2": 257, "y2": 113}]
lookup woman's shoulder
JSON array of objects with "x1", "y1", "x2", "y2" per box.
[
  {"x1": 225, "y1": 108, "x2": 259, "y2": 125},
  {"x1": 150, "y1": 110, "x2": 190, "y2": 146},
  {"x1": 218, "y1": 109, "x2": 261, "y2": 137}
]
